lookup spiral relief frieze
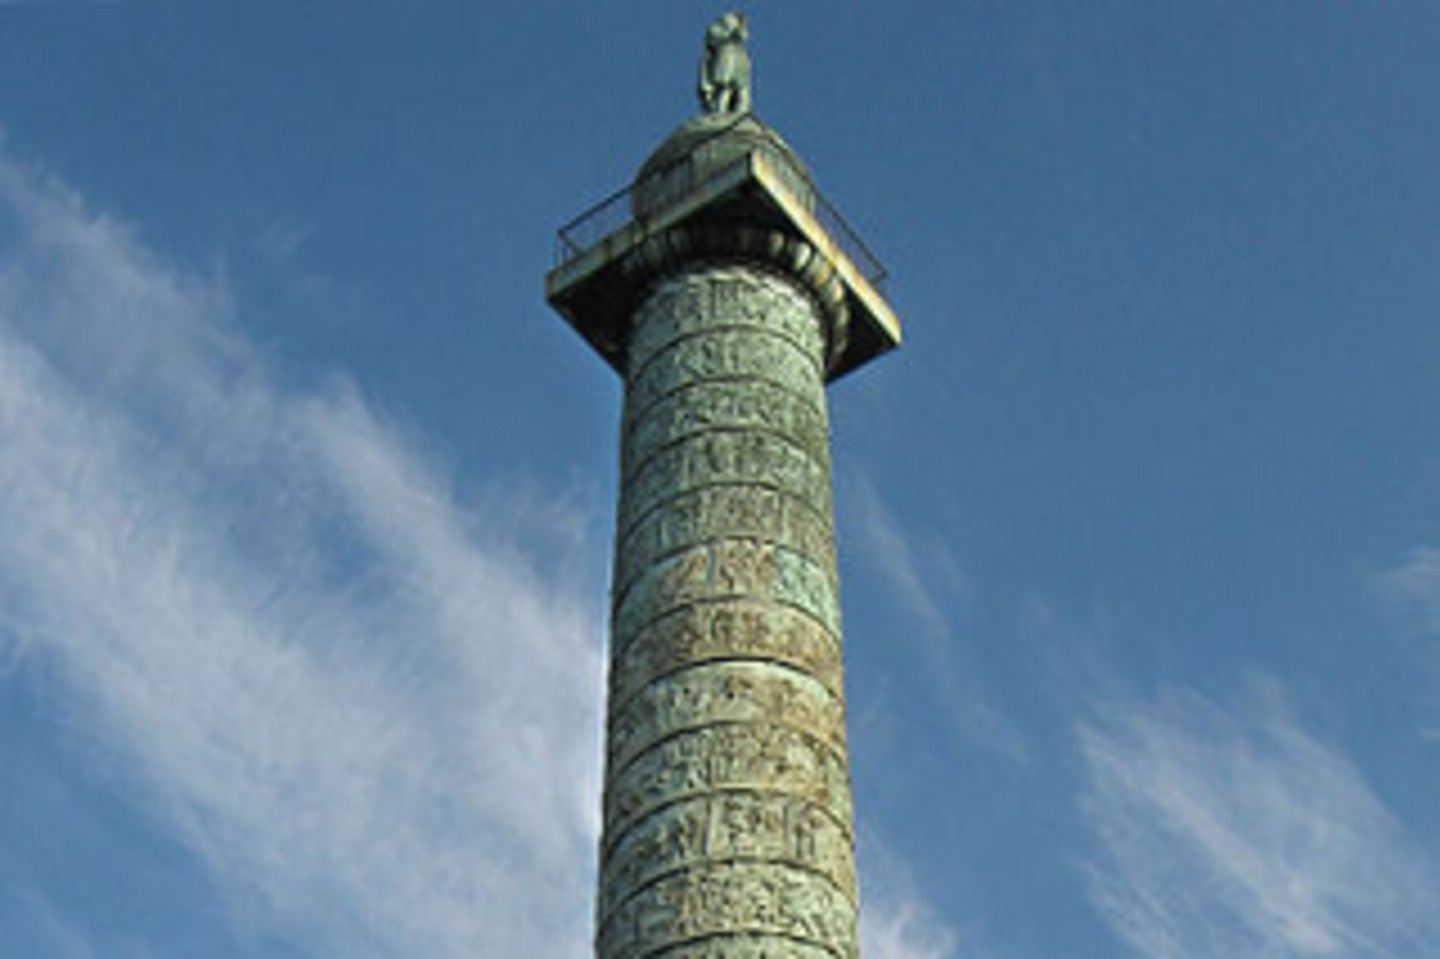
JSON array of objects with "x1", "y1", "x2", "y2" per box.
[{"x1": 600, "y1": 264, "x2": 858, "y2": 959}]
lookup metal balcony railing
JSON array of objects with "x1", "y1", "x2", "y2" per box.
[{"x1": 553, "y1": 117, "x2": 888, "y2": 292}]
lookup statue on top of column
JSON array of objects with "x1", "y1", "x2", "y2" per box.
[{"x1": 698, "y1": 12, "x2": 751, "y2": 115}]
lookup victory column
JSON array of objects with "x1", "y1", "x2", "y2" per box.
[{"x1": 546, "y1": 14, "x2": 902, "y2": 958}]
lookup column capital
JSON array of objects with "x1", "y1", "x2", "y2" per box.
[{"x1": 547, "y1": 121, "x2": 901, "y2": 383}]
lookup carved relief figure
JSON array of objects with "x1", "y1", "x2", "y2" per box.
[{"x1": 698, "y1": 12, "x2": 752, "y2": 115}]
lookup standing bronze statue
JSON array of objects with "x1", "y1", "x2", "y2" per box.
[{"x1": 698, "y1": 12, "x2": 752, "y2": 115}]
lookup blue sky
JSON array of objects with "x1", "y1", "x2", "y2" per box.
[{"x1": 1, "y1": 3, "x2": 1438, "y2": 958}]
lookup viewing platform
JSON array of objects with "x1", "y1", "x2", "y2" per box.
[{"x1": 546, "y1": 112, "x2": 901, "y2": 382}]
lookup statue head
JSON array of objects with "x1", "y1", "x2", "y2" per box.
[{"x1": 707, "y1": 11, "x2": 748, "y2": 46}]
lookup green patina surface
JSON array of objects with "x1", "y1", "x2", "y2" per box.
[{"x1": 598, "y1": 264, "x2": 858, "y2": 958}]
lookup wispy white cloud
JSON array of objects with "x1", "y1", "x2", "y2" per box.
[
  {"x1": 844, "y1": 477, "x2": 1015, "y2": 957},
  {"x1": 0, "y1": 149, "x2": 603, "y2": 956},
  {"x1": 862, "y1": 900, "x2": 960, "y2": 959},
  {"x1": 252, "y1": 216, "x2": 312, "y2": 265},
  {"x1": 858, "y1": 831, "x2": 965, "y2": 959},
  {"x1": 1078, "y1": 682, "x2": 1437, "y2": 959},
  {"x1": 1371, "y1": 547, "x2": 1440, "y2": 638},
  {"x1": 1370, "y1": 547, "x2": 1440, "y2": 738},
  {"x1": 848, "y1": 475, "x2": 1026, "y2": 761},
  {"x1": 6, "y1": 893, "x2": 162, "y2": 959}
]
